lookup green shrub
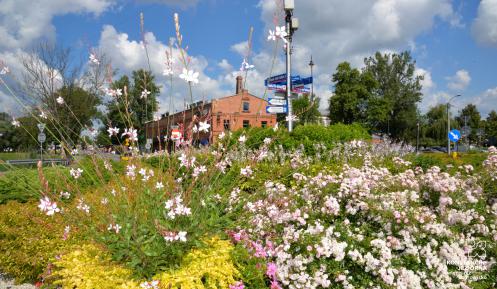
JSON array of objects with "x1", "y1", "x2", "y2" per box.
[{"x1": 0, "y1": 201, "x2": 71, "y2": 284}]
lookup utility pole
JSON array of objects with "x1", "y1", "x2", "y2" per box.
[
  {"x1": 416, "y1": 121, "x2": 420, "y2": 153},
  {"x1": 284, "y1": 0, "x2": 298, "y2": 132},
  {"x1": 447, "y1": 94, "x2": 461, "y2": 155},
  {"x1": 309, "y1": 55, "x2": 314, "y2": 102}
]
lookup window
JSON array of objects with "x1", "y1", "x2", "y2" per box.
[
  {"x1": 261, "y1": 121, "x2": 267, "y2": 128},
  {"x1": 243, "y1": 120, "x2": 250, "y2": 128},
  {"x1": 223, "y1": 119, "x2": 230, "y2": 130},
  {"x1": 242, "y1": 101, "x2": 250, "y2": 112}
]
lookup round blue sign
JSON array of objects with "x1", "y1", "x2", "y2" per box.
[{"x1": 448, "y1": 129, "x2": 461, "y2": 142}]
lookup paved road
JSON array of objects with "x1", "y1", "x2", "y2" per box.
[{"x1": 0, "y1": 274, "x2": 35, "y2": 289}]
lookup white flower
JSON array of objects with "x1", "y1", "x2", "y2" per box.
[
  {"x1": 39, "y1": 111, "x2": 48, "y2": 119},
  {"x1": 122, "y1": 128, "x2": 138, "y2": 142},
  {"x1": 140, "y1": 89, "x2": 151, "y2": 99},
  {"x1": 76, "y1": 199, "x2": 90, "y2": 214},
  {"x1": 163, "y1": 67, "x2": 173, "y2": 76},
  {"x1": 107, "y1": 223, "x2": 121, "y2": 234},
  {"x1": 285, "y1": 114, "x2": 298, "y2": 122},
  {"x1": 156, "y1": 182, "x2": 164, "y2": 190},
  {"x1": 11, "y1": 119, "x2": 20, "y2": 127},
  {"x1": 218, "y1": 131, "x2": 225, "y2": 140},
  {"x1": 240, "y1": 165, "x2": 253, "y2": 177},
  {"x1": 176, "y1": 231, "x2": 187, "y2": 242},
  {"x1": 56, "y1": 96, "x2": 64, "y2": 105},
  {"x1": 193, "y1": 165, "x2": 207, "y2": 177},
  {"x1": 38, "y1": 197, "x2": 60, "y2": 216},
  {"x1": 240, "y1": 59, "x2": 255, "y2": 71},
  {"x1": 101, "y1": 198, "x2": 108, "y2": 205},
  {"x1": 0, "y1": 66, "x2": 9, "y2": 75},
  {"x1": 192, "y1": 125, "x2": 198, "y2": 133},
  {"x1": 179, "y1": 68, "x2": 199, "y2": 84},
  {"x1": 198, "y1": 121, "x2": 210, "y2": 133},
  {"x1": 70, "y1": 168, "x2": 83, "y2": 179},
  {"x1": 267, "y1": 29, "x2": 276, "y2": 41},
  {"x1": 89, "y1": 53, "x2": 100, "y2": 65},
  {"x1": 238, "y1": 135, "x2": 246, "y2": 143},
  {"x1": 263, "y1": 137, "x2": 272, "y2": 145},
  {"x1": 126, "y1": 164, "x2": 136, "y2": 179},
  {"x1": 71, "y1": 149, "x2": 78, "y2": 156},
  {"x1": 140, "y1": 280, "x2": 160, "y2": 289},
  {"x1": 275, "y1": 26, "x2": 288, "y2": 42},
  {"x1": 60, "y1": 191, "x2": 71, "y2": 199},
  {"x1": 273, "y1": 122, "x2": 279, "y2": 131},
  {"x1": 108, "y1": 127, "x2": 120, "y2": 137}
]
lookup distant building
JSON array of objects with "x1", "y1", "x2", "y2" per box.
[{"x1": 144, "y1": 76, "x2": 277, "y2": 149}]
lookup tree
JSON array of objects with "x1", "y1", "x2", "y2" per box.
[
  {"x1": 486, "y1": 110, "x2": 497, "y2": 146},
  {"x1": 102, "y1": 70, "x2": 160, "y2": 145},
  {"x1": 424, "y1": 104, "x2": 450, "y2": 146},
  {"x1": 20, "y1": 42, "x2": 107, "y2": 148},
  {"x1": 363, "y1": 51, "x2": 423, "y2": 141},
  {"x1": 456, "y1": 104, "x2": 481, "y2": 145},
  {"x1": 0, "y1": 113, "x2": 20, "y2": 151},
  {"x1": 329, "y1": 62, "x2": 376, "y2": 124},
  {"x1": 293, "y1": 94, "x2": 321, "y2": 124}
]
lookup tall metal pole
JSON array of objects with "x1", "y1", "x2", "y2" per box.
[
  {"x1": 309, "y1": 56, "x2": 314, "y2": 102},
  {"x1": 447, "y1": 102, "x2": 451, "y2": 155},
  {"x1": 416, "y1": 121, "x2": 420, "y2": 153},
  {"x1": 285, "y1": 11, "x2": 293, "y2": 132}
]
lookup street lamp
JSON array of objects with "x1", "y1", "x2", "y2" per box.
[
  {"x1": 447, "y1": 94, "x2": 461, "y2": 155},
  {"x1": 284, "y1": 0, "x2": 298, "y2": 132},
  {"x1": 309, "y1": 55, "x2": 314, "y2": 102}
]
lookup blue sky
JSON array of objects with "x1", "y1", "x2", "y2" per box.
[{"x1": 1, "y1": 0, "x2": 497, "y2": 117}]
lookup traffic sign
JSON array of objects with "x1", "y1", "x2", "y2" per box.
[
  {"x1": 266, "y1": 106, "x2": 287, "y2": 114},
  {"x1": 37, "y1": 123, "x2": 45, "y2": 132},
  {"x1": 38, "y1": 132, "x2": 46, "y2": 143},
  {"x1": 448, "y1": 129, "x2": 461, "y2": 142},
  {"x1": 145, "y1": 142, "x2": 151, "y2": 150},
  {"x1": 171, "y1": 129, "x2": 182, "y2": 140},
  {"x1": 268, "y1": 98, "x2": 287, "y2": 106}
]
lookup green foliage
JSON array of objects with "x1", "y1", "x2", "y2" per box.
[
  {"x1": 485, "y1": 110, "x2": 497, "y2": 146},
  {"x1": 102, "y1": 70, "x2": 160, "y2": 145},
  {"x1": 364, "y1": 51, "x2": 422, "y2": 141},
  {"x1": 0, "y1": 201, "x2": 70, "y2": 284},
  {"x1": 329, "y1": 62, "x2": 376, "y2": 124},
  {"x1": 456, "y1": 104, "x2": 482, "y2": 145},
  {"x1": 292, "y1": 94, "x2": 321, "y2": 124}
]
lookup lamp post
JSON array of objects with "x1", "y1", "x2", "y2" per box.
[
  {"x1": 37, "y1": 123, "x2": 46, "y2": 164},
  {"x1": 309, "y1": 55, "x2": 314, "y2": 102},
  {"x1": 447, "y1": 94, "x2": 461, "y2": 155},
  {"x1": 416, "y1": 121, "x2": 420, "y2": 153},
  {"x1": 284, "y1": 0, "x2": 298, "y2": 132}
]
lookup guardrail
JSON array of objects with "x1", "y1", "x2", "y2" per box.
[{"x1": 5, "y1": 159, "x2": 71, "y2": 166}]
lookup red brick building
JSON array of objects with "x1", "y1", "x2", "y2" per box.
[{"x1": 145, "y1": 76, "x2": 277, "y2": 148}]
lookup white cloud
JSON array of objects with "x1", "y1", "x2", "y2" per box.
[
  {"x1": 472, "y1": 0, "x2": 497, "y2": 46},
  {"x1": 446, "y1": 69, "x2": 471, "y2": 91},
  {"x1": 217, "y1": 59, "x2": 233, "y2": 73},
  {"x1": 255, "y1": 0, "x2": 460, "y2": 115},
  {"x1": 0, "y1": 0, "x2": 114, "y2": 50},
  {"x1": 135, "y1": 0, "x2": 199, "y2": 9},
  {"x1": 415, "y1": 68, "x2": 435, "y2": 91},
  {"x1": 97, "y1": 25, "x2": 233, "y2": 114},
  {"x1": 473, "y1": 87, "x2": 497, "y2": 116}
]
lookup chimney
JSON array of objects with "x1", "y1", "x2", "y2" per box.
[{"x1": 236, "y1": 76, "x2": 243, "y2": 94}]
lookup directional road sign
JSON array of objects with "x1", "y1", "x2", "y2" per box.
[
  {"x1": 268, "y1": 98, "x2": 287, "y2": 106},
  {"x1": 448, "y1": 129, "x2": 461, "y2": 142},
  {"x1": 266, "y1": 106, "x2": 287, "y2": 114},
  {"x1": 38, "y1": 132, "x2": 46, "y2": 143}
]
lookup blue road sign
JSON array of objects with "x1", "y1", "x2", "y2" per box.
[
  {"x1": 264, "y1": 74, "x2": 313, "y2": 86},
  {"x1": 268, "y1": 98, "x2": 287, "y2": 106},
  {"x1": 448, "y1": 129, "x2": 461, "y2": 142},
  {"x1": 266, "y1": 106, "x2": 287, "y2": 114}
]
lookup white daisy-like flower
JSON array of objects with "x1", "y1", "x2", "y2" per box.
[
  {"x1": 56, "y1": 96, "x2": 64, "y2": 105},
  {"x1": 198, "y1": 121, "x2": 210, "y2": 133},
  {"x1": 11, "y1": 119, "x2": 20, "y2": 127},
  {"x1": 238, "y1": 135, "x2": 246, "y2": 143},
  {"x1": 179, "y1": 68, "x2": 199, "y2": 84},
  {"x1": 140, "y1": 89, "x2": 151, "y2": 99}
]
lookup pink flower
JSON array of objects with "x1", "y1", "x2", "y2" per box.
[
  {"x1": 266, "y1": 262, "x2": 277, "y2": 279},
  {"x1": 229, "y1": 281, "x2": 244, "y2": 289}
]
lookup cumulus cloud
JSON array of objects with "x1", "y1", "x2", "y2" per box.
[
  {"x1": 473, "y1": 87, "x2": 497, "y2": 116},
  {"x1": 472, "y1": 0, "x2": 497, "y2": 46},
  {"x1": 0, "y1": 0, "x2": 114, "y2": 50},
  {"x1": 255, "y1": 0, "x2": 460, "y2": 114},
  {"x1": 97, "y1": 25, "x2": 234, "y2": 114},
  {"x1": 446, "y1": 69, "x2": 471, "y2": 91},
  {"x1": 135, "y1": 0, "x2": 199, "y2": 9}
]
